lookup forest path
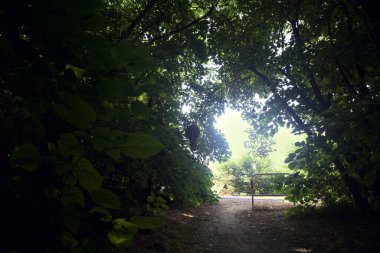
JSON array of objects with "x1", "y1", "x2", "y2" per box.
[
  {"x1": 172, "y1": 196, "x2": 379, "y2": 253},
  {"x1": 180, "y1": 196, "x2": 299, "y2": 253}
]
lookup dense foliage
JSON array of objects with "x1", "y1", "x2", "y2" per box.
[
  {"x1": 206, "y1": 0, "x2": 380, "y2": 211},
  {"x1": 1, "y1": 0, "x2": 380, "y2": 252},
  {"x1": 213, "y1": 154, "x2": 284, "y2": 195},
  {"x1": 0, "y1": 0, "x2": 228, "y2": 252}
]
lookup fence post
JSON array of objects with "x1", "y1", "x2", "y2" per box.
[{"x1": 250, "y1": 176, "x2": 255, "y2": 210}]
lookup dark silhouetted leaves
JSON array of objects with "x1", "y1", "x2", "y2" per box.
[
  {"x1": 74, "y1": 158, "x2": 102, "y2": 192},
  {"x1": 10, "y1": 144, "x2": 41, "y2": 172},
  {"x1": 91, "y1": 188, "x2": 121, "y2": 210}
]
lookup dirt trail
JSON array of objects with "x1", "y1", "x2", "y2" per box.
[
  {"x1": 180, "y1": 196, "x2": 293, "y2": 253},
  {"x1": 173, "y1": 196, "x2": 379, "y2": 253}
]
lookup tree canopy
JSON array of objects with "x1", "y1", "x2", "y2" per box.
[
  {"x1": 206, "y1": 0, "x2": 380, "y2": 211},
  {"x1": 1, "y1": 0, "x2": 379, "y2": 252}
]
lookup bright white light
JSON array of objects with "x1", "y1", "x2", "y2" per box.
[
  {"x1": 213, "y1": 109, "x2": 306, "y2": 170},
  {"x1": 214, "y1": 108, "x2": 250, "y2": 159}
]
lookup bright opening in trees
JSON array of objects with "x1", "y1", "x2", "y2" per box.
[{"x1": 211, "y1": 108, "x2": 305, "y2": 195}]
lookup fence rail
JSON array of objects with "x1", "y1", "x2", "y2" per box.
[{"x1": 250, "y1": 173, "x2": 290, "y2": 210}]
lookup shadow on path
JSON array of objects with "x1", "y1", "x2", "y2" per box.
[{"x1": 177, "y1": 196, "x2": 379, "y2": 253}]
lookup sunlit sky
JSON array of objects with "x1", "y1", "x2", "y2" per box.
[{"x1": 213, "y1": 108, "x2": 305, "y2": 170}]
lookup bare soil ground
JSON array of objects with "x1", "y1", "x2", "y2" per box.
[{"x1": 132, "y1": 196, "x2": 380, "y2": 253}]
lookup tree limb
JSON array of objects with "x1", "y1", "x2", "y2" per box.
[
  {"x1": 248, "y1": 64, "x2": 313, "y2": 136},
  {"x1": 269, "y1": 62, "x2": 321, "y2": 113},
  {"x1": 327, "y1": 4, "x2": 359, "y2": 99},
  {"x1": 288, "y1": 19, "x2": 330, "y2": 110},
  {"x1": 149, "y1": 0, "x2": 219, "y2": 44},
  {"x1": 122, "y1": 0, "x2": 160, "y2": 40}
]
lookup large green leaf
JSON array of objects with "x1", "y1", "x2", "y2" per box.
[
  {"x1": 10, "y1": 144, "x2": 40, "y2": 172},
  {"x1": 112, "y1": 218, "x2": 139, "y2": 234},
  {"x1": 61, "y1": 185, "x2": 85, "y2": 207},
  {"x1": 53, "y1": 92, "x2": 96, "y2": 129},
  {"x1": 74, "y1": 158, "x2": 102, "y2": 192},
  {"x1": 90, "y1": 188, "x2": 120, "y2": 209},
  {"x1": 119, "y1": 132, "x2": 164, "y2": 158},
  {"x1": 107, "y1": 230, "x2": 134, "y2": 250},
  {"x1": 130, "y1": 216, "x2": 165, "y2": 228},
  {"x1": 58, "y1": 133, "x2": 84, "y2": 160}
]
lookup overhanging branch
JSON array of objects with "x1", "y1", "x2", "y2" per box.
[
  {"x1": 122, "y1": 0, "x2": 160, "y2": 40},
  {"x1": 288, "y1": 19, "x2": 330, "y2": 110},
  {"x1": 149, "y1": 0, "x2": 219, "y2": 44}
]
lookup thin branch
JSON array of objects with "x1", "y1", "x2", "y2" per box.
[
  {"x1": 288, "y1": 19, "x2": 330, "y2": 110},
  {"x1": 135, "y1": 5, "x2": 165, "y2": 40},
  {"x1": 122, "y1": 0, "x2": 160, "y2": 39},
  {"x1": 149, "y1": 0, "x2": 219, "y2": 44},
  {"x1": 269, "y1": 62, "x2": 321, "y2": 113},
  {"x1": 327, "y1": 4, "x2": 359, "y2": 98}
]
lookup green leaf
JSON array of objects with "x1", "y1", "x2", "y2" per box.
[
  {"x1": 74, "y1": 158, "x2": 102, "y2": 192},
  {"x1": 284, "y1": 153, "x2": 296, "y2": 163},
  {"x1": 89, "y1": 207, "x2": 112, "y2": 222},
  {"x1": 10, "y1": 144, "x2": 40, "y2": 172},
  {"x1": 107, "y1": 230, "x2": 134, "y2": 250},
  {"x1": 62, "y1": 231, "x2": 79, "y2": 248},
  {"x1": 61, "y1": 185, "x2": 85, "y2": 207},
  {"x1": 90, "y1": 188, "x2": 120, "y2": 209},
  {"x1": 105, "y1": 149, "x2": 121, "y2": 162},
  {"x1": 65, "y1": 64, "x2": 84, "y2": 79},
  {"x1": 119, "y1": 132, "x2": 164, "y2": 158},
  {"x1": 130, "y1": 216, "x2": 165, "y2": 228},
  {"x1": 111, "y1": 130, "x2": 128, "y2": 139},
  {"x1": 54, "y1": 92, "x2": 96, "y2": 129},
  {"x1": 288, "y1": 161, "x2": 298, "y2": 170},
  {"x1": 112, "y1": 218, "x2": 139, "y2": 234},
  {"x1": 58, "y1": 133, "x2": 84, "y2": 160}
]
